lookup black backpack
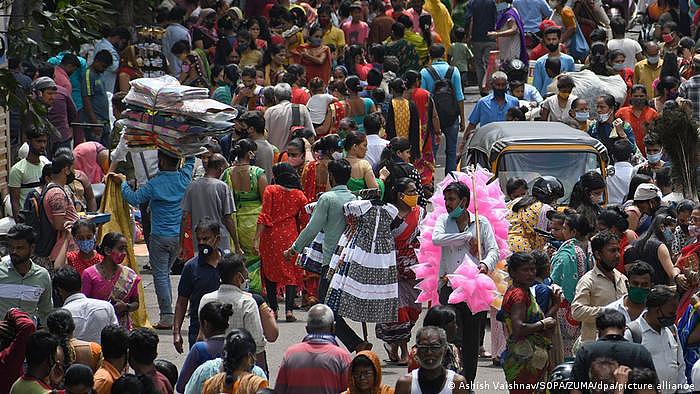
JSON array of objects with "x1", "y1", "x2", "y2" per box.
[
  {"x1": 23, "y1": 184, "x2": 64, "y2": 258},
  {"x1": 427, "y1": 65, "x2": 461, "y2": 127}
]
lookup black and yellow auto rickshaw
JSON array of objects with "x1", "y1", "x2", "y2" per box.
[{"x1": 459, "y1": 121, "x2": 611, "y2": 203}]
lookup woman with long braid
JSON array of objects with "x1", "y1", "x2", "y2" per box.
[{"x1": 201, "y1": 328, "x2": 268, "y2": 393}]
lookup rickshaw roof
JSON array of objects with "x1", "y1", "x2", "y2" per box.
[{"x1": 466, "y1": 121, "x2": 608, "y2": 159}]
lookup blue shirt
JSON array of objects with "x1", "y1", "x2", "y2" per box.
[
  {"x1": 513, "y1": 0, "x2": 552, "y2": 33},
  {"x1": 177, "y1": 255, "x2": 221, "y2": 327},
  {"x1": 81, "y1": 68, "x2": 110, "y2": 122},
  {"x1": 121, "y1": 157, "x2": 195, "y2": 237},
  {"x1": 468, "y1": 93, "x2": 519, "y2": 126},
  {"x1": 48, "y1": 52, "x2": 88, "y2": 111},
  {"x1": 523, "y1": 83, "x2": 544, "y2": 103},
  {"x1": 420, "y1": 60, "x2": 465, "y2": 103},
  {"x1": 533, "y1": 53, "x2": 576, "y2": 96}
]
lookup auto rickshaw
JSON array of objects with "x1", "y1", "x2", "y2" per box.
[{"x1": 459, "y1": 121, "x2": 611, "y2": 204}]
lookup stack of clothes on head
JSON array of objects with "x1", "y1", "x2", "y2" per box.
[{"x1": 122, "y1": 75, "x2": 236, "y2": 157}]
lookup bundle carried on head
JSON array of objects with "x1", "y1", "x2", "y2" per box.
[
  {"x1": 648, "y1": 108, "x2": 699, "y2": 200},
  {"x1": 122, "y1": 75, "x2": 238, "y2": 157}
]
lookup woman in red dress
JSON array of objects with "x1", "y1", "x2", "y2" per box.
[
  {"x1": 405, "y1": 70, "x2": 439, "y2": 190},
  {"x1": 290, "y1": 23, "x2": 332, "y2": 84},
  {"x1": 255, "y1": 163, "x2": 309, "y2": 322},
  {"x1": 66, "y1": 219, "x2": 103, "y2": 275}
]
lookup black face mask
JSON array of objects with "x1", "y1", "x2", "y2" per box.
[
  {"x1": 198, "y1": 243, "x2": 213, "y2": 257},
  {"x1": 630, "y1": 98, "x2": 647, "y2": 107},
  {"x1": 545, "y1": 43, "x2": 559, "y2": 52},
  {"x1": 598, "y1": 259, "x2": 617, "y2": 272},
  {"x1": 493, "y1": 88, "x2": 507, "y2": 98},
  {"x1": 66, "y1": 171, "x2": 76, "y2": 184}
]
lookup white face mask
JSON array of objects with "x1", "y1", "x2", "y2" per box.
[
  {"x1": 332, "y1": 151, "x2": 344, "y2": 160},
  {"x1": 647, "y1": 151, "x2": 663, "y2": 164}
]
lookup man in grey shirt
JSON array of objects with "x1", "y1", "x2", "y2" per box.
[
  {"x1": 432, "y1": 179, "x2": 499, "y2": 385},
  {"x1": 181, "y1": 153, "x2": 242, "y2": 254},
  {"x1": 264, "y1": 83, "x2": 314, "y2": 150}
]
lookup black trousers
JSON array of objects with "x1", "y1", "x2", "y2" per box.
[
  {"x1": 439, "y1": 284, "x2": 487, "y2": 384},
  {"x1": 319, "y1": 265, "x2": 365, "y2": 352},
  {"x1": 264, "y1": 277, "x2": 296, "y2": 313}
]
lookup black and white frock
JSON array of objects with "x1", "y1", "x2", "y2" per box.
[{"x1": 326, "y1": 200, "x2": 399, "y2": 323}]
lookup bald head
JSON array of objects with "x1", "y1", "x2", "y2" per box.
[
  {"x1": 207, "y1": 153, "x2": 228, "y2": 171},
  {"x1": 306, "y1": 304, "x2": 334, "y2": 334}
]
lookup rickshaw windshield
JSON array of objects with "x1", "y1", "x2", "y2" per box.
[{"x1": 497, "y1": 150, "x2": 601, "y2": 204}]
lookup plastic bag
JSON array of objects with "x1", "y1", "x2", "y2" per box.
[{"x1": 547, "y1": 69, "x2": 628, "y2": 110}]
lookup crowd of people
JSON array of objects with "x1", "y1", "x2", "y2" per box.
[{"x1": 4, "y1": 0, "x2": 700, "y2": 392}]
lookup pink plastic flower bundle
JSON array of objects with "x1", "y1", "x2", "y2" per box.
[{"x1": 413, "y1": 167, "x2": 511, "y2": 312}]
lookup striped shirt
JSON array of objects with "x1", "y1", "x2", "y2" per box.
[
  {"x1": 275, "y1": 336, "x2": 351, "y2": 394},
  {"x1": 0, "y1": 256, "x2": 53, "y2": 325}
]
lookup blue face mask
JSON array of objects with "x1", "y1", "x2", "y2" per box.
[
  {"x1": 575, "y1": 111, "x2": 589, "y2": 122},
  {"x1": 496, "y1": 2, "x2": 509, "y2": 11},
  {"x1": 448, "y1": 204, "x2": 465, "y2": 219},
  {"x1": 76, "y1": 238, "x2": 95, "y2": 254}
]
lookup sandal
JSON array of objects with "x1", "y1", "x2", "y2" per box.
[
  {"x1": 383, "y1": 343, "x2": 399, "y2": 363},
  {"x1": 152, "y1": 322, "x2": 173, "y2": 330}
]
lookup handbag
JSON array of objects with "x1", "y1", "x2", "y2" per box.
[{"x1": 566, "y1": 21, "x2": 590, "y2": 62}]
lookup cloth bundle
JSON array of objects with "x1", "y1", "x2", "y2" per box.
[{"x1": 123, "y1": 76, "x2": 237, "y2": 156}]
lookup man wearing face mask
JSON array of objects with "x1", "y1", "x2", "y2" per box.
[
  {"x1": 605, "y1": 261, "x2": 654, "y2": 323},
  {"x1": 173, "y1": 218, "x2": 224, "y2": 353},
  {"x1": 432, "y1": 180, "x2": 499, "y2": 384},
  {"x1": 659, "y1": 21, "x2": 680, "y2": 55},
  {"x1": 634, "y1": 41, "x2": 664, "y2": 100},
  {"x1": 571, "y1": 230, "x2": 628, "y2": 345},
  {"x1": 679, "y1": 54, "x2": 700, "y2": 121},
  {"x1": 460, "y1": 72, "x2": 518, "y2": 156},
  {"x1": 634, "y1": 132, "x2": 666, "y2": 178},
  {"x1": 199, "y1": 253, "x2": 267, "y2": 370},
  {"x1": 118, "y1": 150, "x2": 195, "y2": 330},
  {"x1": 624, "y1": 285, "x2": 688, "y2": 394},
  {"x1": 34, "y1": 148, "x2": 78, "y2": 272},
  {"x1": 532, "y1": 26, "x2": 575, "y2": 96},
  {"x1": 625, "y1": 183, "x2": 663, "y2": 233},
  {"x1": 181, "y1": 153, "x2": 242, "y2": 255}
]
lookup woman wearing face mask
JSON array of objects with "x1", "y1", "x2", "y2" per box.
[
  {"x1": 375, "y1": 178, "x2": 424, "y2": 364},
  {"x1": 568, "y1": 97, "x2": 591, "y2": 131},
  {"x1": 66, "y1": 220, "x2": 102, "y2": 275},
  {"x1": 255, "y1": 163, "x2": 308, "y2": 322},
  {"x1": 201, "y1": 329, "x2": 268, "y2": 394},
  {"x1": 677, "y1": 37, "x2": 695, "y2": 79},
  {"x1": 615, "y1": 85, "x2": 658, "y2": 156},
  {"x1": 540, "y1": 75, "x2": 578, "y2": 126},
  {"x1": 625, "y1": 214, "x2": 688, "y2": 287},
  {"x1": 81, "y1": 232, "x2": 141, "y2": 329},
  {"x1": 291, "y1": 23, "x2": 333, "y2": 84},
  {"x1": 587, "y1": 94, "x2": 637, "y2": 155},
  {"x1": 569, "y1": 170, "x2": 607, "y2": 227},
  {"x1": 609, "y1": 50, "x2": 634, "y2": 99},
  {"x1": 279, "y1": 137, "x2": 309, "y2": 177},
  {"x1": 488, "y1": 0, "x2": 528, "y2": 64},
  {"x1": 550, "y1": 214, "x2": 593, "y2": 358},
  {"x1": 222, "y1": 139, "x2": 268, "y2": 262}
]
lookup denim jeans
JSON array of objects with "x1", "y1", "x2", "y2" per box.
[
  {"x1": 439, "y1": 120, "x2": 460, "y2": 174},
  {"x1": 148, "y1": 234, "x2": 179, "y2": 324}
]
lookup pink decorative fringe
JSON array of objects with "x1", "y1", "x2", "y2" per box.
[{"x1": 413, "y1": 167, "x2": 511, "y2": 312}]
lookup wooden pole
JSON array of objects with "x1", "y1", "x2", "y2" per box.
[
  {"x1": 469, "y1": 166, "x2": 483, "y2": 260},
  {"x1": 362, "y1": 322, "x2": 368, "y2": 341}
]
